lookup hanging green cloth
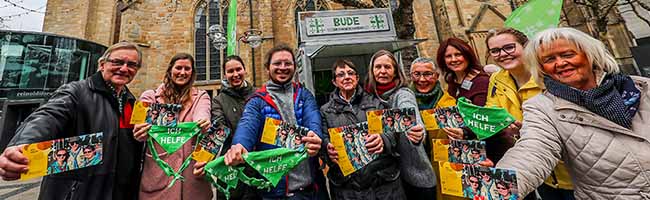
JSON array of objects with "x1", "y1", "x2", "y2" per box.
[
  {"x1": 456, "y1": 97, "x2": 515, "y2": 140},
  {"x1": 203, "y1": 148, "x2": 308, "y2": 199},
  {"x1": 147, "y1": 122, "x2": 201, "y2": 188}
]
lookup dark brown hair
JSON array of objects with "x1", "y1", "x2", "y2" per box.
[
  {"x1": 264, "y1": 44, "x2": 295, "y2": 69},
  {"x1": 223, "y1": 55, "x2": 245, "y2": 72},
  {"x1": 436, "y1": 38, "x2": 483, "y2": 83},
  {"x1": 331, "y1": 59, "x2": 358, "y2": 78},
  {"x1": 162, "y1": 53, "x2": 196, "y2": 104}
]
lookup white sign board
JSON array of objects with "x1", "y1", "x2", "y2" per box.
[{"x1": 305, "y1": 13, "x2": 390, "y2": 36}]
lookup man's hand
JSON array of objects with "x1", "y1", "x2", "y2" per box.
[
  {"x1": 133, "y1": 123, "x2": 151, "y2": 142},
  {"x1": 196, "y1": 119, "x2": 211, "y2": 133},
  {"x1": 193, "y1": 161, "x2": 207, "y2": 176},
  {"x1": 507, "y1": 121, "x2": 522, "y2": 130},
  {"x1": 478, "y1": 158, "x2": 494, "y2": 167},
  {"x1": 406, "y1": 125, "x2": 425, "y2": 143},
  {"x1": 443, "y1": 127, "x2": 464, "y2": 140},
  {"x1": 0, "y1": 145, "x2": 29, "y2": 181},
  {"x1": 224, "y1": 144, "x2": 248, "y2": 166},
  {"x1": 365, "y1": 134, "x2": 383, "y2": 154},
  {"x1": 327, "y1": 143, "x2": 338, "y2": 164},
  {"x1": 302, "y1": 131, "x2": 322, "y2": 157}
]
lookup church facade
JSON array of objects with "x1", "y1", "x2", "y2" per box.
[{"x1": 42, "y1": 0, "x2": 638, "y2": 96}]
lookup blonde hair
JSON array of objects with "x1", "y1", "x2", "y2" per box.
[{"x1": 524, "y1": 27, "x2": 619, "y2": 81}]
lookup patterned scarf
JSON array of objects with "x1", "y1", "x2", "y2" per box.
[
  {"x1": 544, "y1": 73, "x2": 641, "y2": 128},
  {"x1": 413, "y1": 82, "x2": 444, "y2": 110},
  {"x1": 106, "y1": 81, "x2": 126, "y2": 114}
]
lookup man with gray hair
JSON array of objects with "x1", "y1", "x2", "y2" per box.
[{"x1": 0, "y1": 42, "x2": 145, "y2": 200}]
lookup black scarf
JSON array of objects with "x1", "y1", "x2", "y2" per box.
[{"x1": 544, "y1": 73, "x2": 641, "y2": 128}]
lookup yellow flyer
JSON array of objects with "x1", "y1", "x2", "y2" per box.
[
  {"x1": 366, "y1": 110, "x2": 383, "y2": 134},
  {"x1": 20, "y1": 132, "x2": 104, "y2": 180},
  {"x1": 260, "y1": 117, "x2": 310, "y2": 150},
  {"x1": 433, "y1": 139, "x2": 450, "y2": 162},
  {"x1": 261, "y1": 118, "x2": 281, "y2": 145},
  {"x1": 20, "y1": 141, "x2": 52, "y2": 180},
  {"x1": 438, "y1": 161, "x2": 464, "y2": 197},
  {"x1": 328, "y1": 127, "x2": 355, "y2": 176},
  {"x1": 420, "y1": 109, "x2": 440, "y2": 131},
  {"x1": 130, "y1": 101, "x2": 149, "y2": 124},
  {"x1": 365, "y1": 107, "x2": 417, "y2": 134},
  {"x1": 192, "y1": 125, "x2": 231, "y2": 162},
  {"x1": 328, "y1": 122, "x2": 376, "y2": 176}
]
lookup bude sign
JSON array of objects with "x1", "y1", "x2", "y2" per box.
[{"x1": 305, "y1": 13, "x2": 390, "y2": 36}]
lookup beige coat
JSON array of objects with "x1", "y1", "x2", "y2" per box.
[{"x1": 497, "y1": 76, "x2": 650, "y2": 200}]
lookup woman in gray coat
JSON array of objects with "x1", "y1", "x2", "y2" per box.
[
  {"x1": 321, "y1": 59, "x2": 405, "y2": 199},
  {"x1": 496, "y1": 27, "x2": 650, "y2": 199},
  {"x1": 365, "y1": 50, "x2": 436, "y2": 200}
]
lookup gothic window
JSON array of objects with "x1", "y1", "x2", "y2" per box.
[
  {"x1": 194, "y1": 1, "x2": 228, "y2": 81},
  {"x1": 295, "y1": 0, "x2": 327, "y2": 43}
]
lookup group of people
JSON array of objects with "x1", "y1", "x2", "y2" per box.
[
  {"x1": 0, "y1": 26, "x2": 648, "y2": 200},
  {"x1": 48, "y1": 136, "x2": 102, "y2": 174}
]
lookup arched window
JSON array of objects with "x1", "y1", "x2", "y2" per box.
[
  {"x1": 295, "y1": 0, "x2": 327, "y2": 43},
  {"x1": 194, "y1": 1, "x2": 228, "y2": 81}
]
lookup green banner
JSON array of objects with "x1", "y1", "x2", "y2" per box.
[
  {"x1": 505, "y1": 0, "x2": 563, "y2": 38},
  {"x1": 149, "y1": 122, "x2": 200, "y2": 154},
  {"x1": 456, "y1": 97, "x2": 515, "y2": 140},
  {"x1": 226, "y1": 0, "x2": 238, "y2": 56},
  {"x1": 204, "y1": 148, "x2": 308, "y2": 199}
]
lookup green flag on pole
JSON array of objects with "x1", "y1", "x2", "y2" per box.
[
  {"x1": 505, "y1": 0, "x2": 564, "y2": 38},
  {"x1": 226, "y1": 0, "x2": 237, "y2": 56}
]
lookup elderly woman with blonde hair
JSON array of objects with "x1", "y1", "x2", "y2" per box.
[{"x1": 496, "y1": 27, "x2": 650, "y2": 199}]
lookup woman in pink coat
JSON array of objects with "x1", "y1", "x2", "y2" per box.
[{"x1": 133, "y1": 53, "x2": 212, "y2": 200}]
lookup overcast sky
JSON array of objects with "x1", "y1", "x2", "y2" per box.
[{"x1": 0, "y1": 0, "x2": 47, "y2": 31}]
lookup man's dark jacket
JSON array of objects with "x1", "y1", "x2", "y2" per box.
[{"x1": 9, "y1": 72, "x2": 144, "y2": 200}]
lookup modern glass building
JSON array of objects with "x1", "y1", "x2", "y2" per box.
[{"x1": 0, "y1": 30, "x2": 106, "y2": 151}]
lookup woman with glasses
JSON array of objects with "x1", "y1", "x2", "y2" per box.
[
  {"x1": 365, "y1": 50, "x2": 435, "y2": 200},
  {"x1": 320, "y1": 59, "x2": 405, "y2": 199},
  {"x1": 496, "y1": 27, "x2": 650, "y2": 199},
  {"x1": 485, "y1": 28, "x2": 574, "y2": 200},
  {"x1": 132, "y1": 53, "x2": 212, "y2": 200}
]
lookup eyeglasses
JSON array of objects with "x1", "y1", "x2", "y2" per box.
[
  {"x1": 335, "y1": 71, "x2": 357, "y2": 78},
  {"x1": 470, "y1": 180, "x2": 479, "y2": 184},
  {"x1": 56, "y1": 154, "x2": 66, "y2": 157},
  {"x1": 107, "y1": 58, "x2": 139, "y2": 69},
  {"x1": 411, "y1": 72, "x2": 436, "y2": 79},
  {"x1": 497, "y1": 186, "x2": 507, "y2": 190},
  {"x1": 84, "y1": 151, "x2": 93, "y2": 154},
  {"x1": 488, "y1": 43, "x2": 517, "y2": 57}
]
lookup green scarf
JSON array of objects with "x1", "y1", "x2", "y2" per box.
[
  {"x1": 204, "y1": 148, "x2": 308, "y2": 199},
  {"x1": 148, "y1": 122, "x2": 201, "y2": 187},
  {"x1": 413, "y1": 82, "x2": 444, "y2": 110},
  {"x1": 456, "y1": 97, "x2": 515, "y2": 140}
]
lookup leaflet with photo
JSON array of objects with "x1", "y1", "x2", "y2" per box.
[
  {"x1": 20, "y1": 132, "x2": 104, "y2": 180},
  {"x1": 145, "y1": 103, "x2": 182, "y2": 127},
  {"x1": 328, "y1": 122, "x2": 378, "y2": 176},
  {"x1": 367, "y1": 107, "x2": 417, "y2": 134},
  {"x1": 438, "y1": 162, "x2": 520, "y2": 200},
  {"x1": 432, "y1": 106, "x2": 465, "y2": 129},
  {"x1": 192, "y1": 124, "x2": 231, "y2": 162},
  {"x1": 433, "y1": 139, "x2": 487, "y2": 165},
  {"x1": 261, "y1": 118, "x2": 309, "y2": 150}
]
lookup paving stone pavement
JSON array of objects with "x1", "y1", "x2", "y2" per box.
[{"x1": 0, "y1": 178, "x2": 40, "y2": 200}]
